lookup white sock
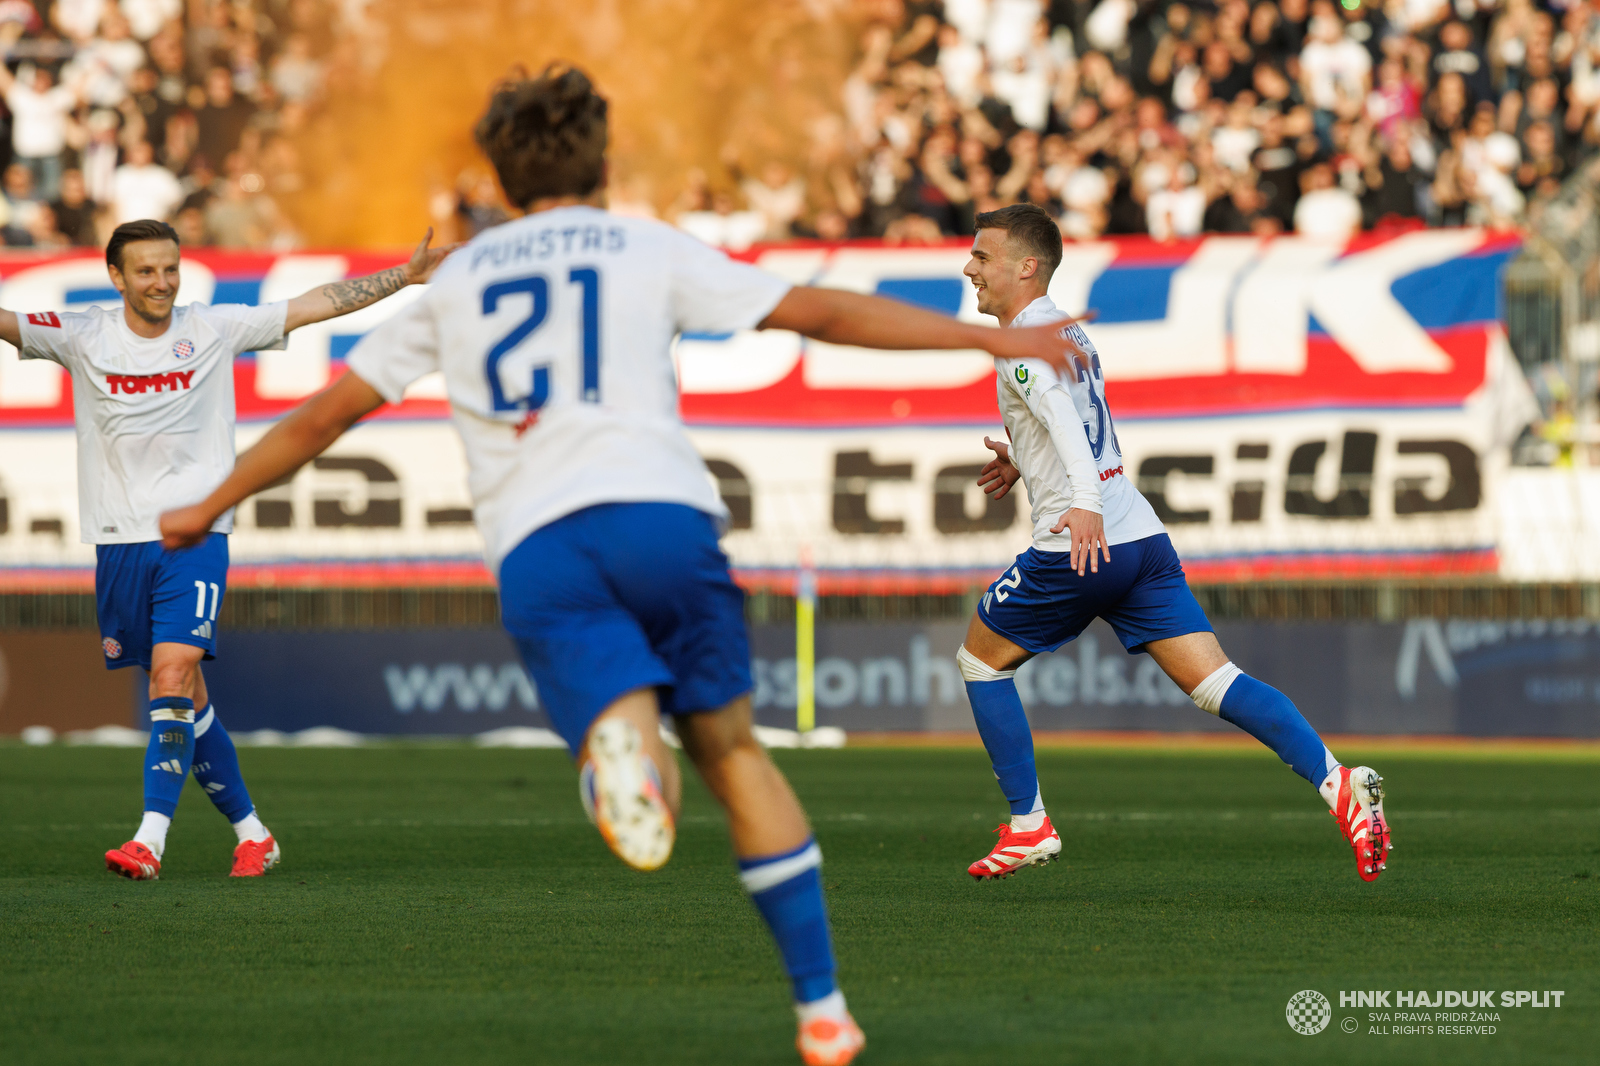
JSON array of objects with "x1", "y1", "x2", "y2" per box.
[
  {"x1": 232, "y1": 811, "x2": 271, "y2": 844},
  {"x1": 134, "y1": 811, "x2": 171, "y2": 860},
  {"x1": 796, "y1": 989, "x2": 850, "y2": 1023},
  {"x1": 1317, "y1": 765, "x2": 1345, "y2": 811},
  {"x1": 1010, "y1": 810, "x2": 1046, "y2": 832}
]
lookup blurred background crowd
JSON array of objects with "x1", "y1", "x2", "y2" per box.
[
  {"x1": 0, "y1": 0, "x2": 338, "y2": 249},
  {"x1": 664, "y1": 0, "x2": 1599, "y2": 248},
  {"x1": 2, "y1": 0, "x2": 1597, "y2": 252}
]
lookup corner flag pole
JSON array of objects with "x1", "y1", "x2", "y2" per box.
[{"x1": 796, "y1": 546, "x2": 816, "y2": 734}]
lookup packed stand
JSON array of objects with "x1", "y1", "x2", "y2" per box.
[
  {"x1": 0, "y1": 0, "x2": 331, "y2": 250},
  {"x1": 671, "y1": 0, "x2": 1595, "y2": 246}
]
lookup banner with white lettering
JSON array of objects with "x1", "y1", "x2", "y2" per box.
[{"x1": 0, "y1": 233, "x2": 1528, "y2": 587}]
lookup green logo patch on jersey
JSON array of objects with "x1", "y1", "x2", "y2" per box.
[{"x1": 1014, "y1": 366, "x2": 1029, "y2": 384}]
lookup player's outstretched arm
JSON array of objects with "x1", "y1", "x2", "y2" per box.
[
  {"x1": 282, "y1": 229, "x2": 458, "y2": 333},
  {"x1": 759, "y1": 286, "x2": 1092, "y2": 375},
  {"x1": 159, "y1": 372, "x2": 386, "y2": 550},
  {"x1": 0, "y1": 309, "x2": 20, "y2": 349}
]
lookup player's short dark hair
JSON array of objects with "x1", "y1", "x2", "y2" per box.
[
  {"x1": 475, "y1": 64, "x2": 608, "y2": 209},
  {"x1": 974, "y1": 203, "x2": 1063, "y2": 283},
  {"x1": 106, "y1": 219, "x2": 180, "y2": 271}
]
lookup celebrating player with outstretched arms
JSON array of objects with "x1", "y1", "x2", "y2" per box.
[
  {"x1": 953, "y1": 204, "x2": 1391, "y2": 886},
  {"x1": 159, "y1": 66, "x2": 1087, "y2": 1066},
  {"x1": 0, "y1": 220, "x2": 452, "y2": 883}
]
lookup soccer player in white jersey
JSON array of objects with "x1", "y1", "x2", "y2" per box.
[
  {"x1": 157, "y1": 67, "x2": 1089, "y2": 1066},
  {"x1": 953, "y1": 204, "x2": 1391, "y2": 885},
  {"x1": 0, "y1": 218, "x2": 451, "y2": 882}
]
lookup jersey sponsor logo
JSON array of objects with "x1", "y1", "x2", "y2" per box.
[
  {"x1": 102, "y1": 636, "x2": 122, "y2": 658},
  {"x1": 25, "y1": 311, "x2": 61, "y2": 328},
  {"x1": 1014, "y1": 366, "x2": 1028, "y2": 384},
  {"x1": 106, "y1": 370, "x2": 197, "y2": 395},
  {"x1": 172, "y1": 338, "x2": 196, "y2": 360},
  {"x1": 1099, "y1": 465, "x2": 1124, "y2": 482}
]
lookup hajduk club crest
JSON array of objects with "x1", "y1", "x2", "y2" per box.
[{"x1": 172, "y1": 339, "x2": 195, "y2": 360}]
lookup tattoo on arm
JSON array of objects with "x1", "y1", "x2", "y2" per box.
[{"x1": 320, "y1": 266, "x2": 408, "y2": 314}]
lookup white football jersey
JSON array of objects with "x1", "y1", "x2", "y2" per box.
[
  {"x1": 996, "y1": 295, "x2": 1165, "y2": 551},
  {"x1": 346, "y1": 205, "x2": 791, "y2": 571},
  {"x1": 18, "y1": 301, "x2": 288, "y2": 544}
]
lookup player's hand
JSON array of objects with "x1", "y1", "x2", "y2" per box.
[
  {"x1": 1050, "y1": 507, "x2": 1110, "y2": 576},
  {"x1": 159, "y1": 505, "x2": 214, "y2": 551},
  {"x1": 988, "y1": 312, "x2": 1096, "y2": 378},
  {"x1": 977, "y1": 436, "x2": 1021, "y2": 500},
  {"x1": 402, "y1": 228, "x2": 462, "y2": 285}
]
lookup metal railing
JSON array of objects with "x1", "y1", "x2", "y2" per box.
[{"x1": 4, "y1": 584, "x2": 1598, "y2": 631}]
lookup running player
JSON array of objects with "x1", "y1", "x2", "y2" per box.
[
  {"x1": 955, "y1": 203, "x2": 1391, "y2": 885},
  {"x1": 157, "y1": 66, "x2": 1088, "y2": 1066},
  {"x1": 0, "y1": 219, "x2": 452, "y2": 881}
]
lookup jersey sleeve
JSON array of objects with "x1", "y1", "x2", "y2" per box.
[
  {"x1": 204, "y1": 301, "x2": 290, "y2": 353},
  {"x1": 1001, "y1": 358, "x2": 1103, "y2": 513},
  {"x1": 667, "y1": 229, "x2": 791, "y2": 335},
  {"x1": 344, "y1": 292, "x2": 440, "y2": 404},
  {"x1": 16, "y1": 310, "x2": 82, "y2": 366}
]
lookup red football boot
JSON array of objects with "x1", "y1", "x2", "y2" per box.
[
  {"x1": 967, "y1": 816, "x2": 1062, "y2": 880},
  {"x1": 105, "y1": 841, "x2": 160, "y2": 881},
  {"x1": 230, "y1": 836, "x2": 280, "y2": 877},
  {"x1": 796, "y1": 1012, "x2": 865, "y2": 1066},
  {"x1": 1324, "y1": 765, "x2": 1390, "y2": 882}
]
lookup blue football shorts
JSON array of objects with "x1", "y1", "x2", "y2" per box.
[
  {"x1": 497, "y1": 502, "x2": 753, "y2": 754},
  {"x1": 95, "y1": 533, "x2": 229, "y2": 670},
  {"x1": 978, "y1": 532, "x2": 1212, "y2": 655}
]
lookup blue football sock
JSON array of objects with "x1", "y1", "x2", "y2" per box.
[
  {"x1": 964, "y1": 676, "x2": 1039, "y2": 816},
  {"x1": 192, "y1": 703, "x2": 255, "y2": 824},
  {"x1": 144, "y1": 697, "x2": 196, "y2": 818},
  {"x1": 1218, "y1": 674, "x2": 1335, "y2": 786},
  {"x1": 739, "y1": 838, "x2": 837, "y2": 1004}
]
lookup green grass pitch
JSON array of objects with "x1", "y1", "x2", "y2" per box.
[{"x1": 1, "y1": 743, "x2": 1595, "y2": 1065}]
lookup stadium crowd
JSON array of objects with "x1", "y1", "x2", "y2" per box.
[
  {"x1": 674, "y1": 0, "x2": 1598, "y2": 247},
  {"x1": 0, "y1": 0, "x2": 331, "y2": 249}
]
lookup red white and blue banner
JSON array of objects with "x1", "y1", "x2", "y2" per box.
[{"x1": 0, "y1": 231, "x2": 1528, "y2": 589}]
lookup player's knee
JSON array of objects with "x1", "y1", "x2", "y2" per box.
[
  {"x1": 1189, "y1": 661, "x2": 1242, "y2": 715},
  {"x1": 148, "y1": 660, "x2": 197, "y2": 699},
  {"x1": 957, "y1": 645, "x2": 1018, "y2": 683}
]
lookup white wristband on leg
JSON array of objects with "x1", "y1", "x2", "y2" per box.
[
  {"x1": 957, "y1": 645, "x2": 1017, "y2": 682},
  {"x1": 1190, "y1": 662, "x2": 1242, "y2": 715}
]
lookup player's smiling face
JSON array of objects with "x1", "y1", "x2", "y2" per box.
[
  {"x1": 110, "y1": 240, "x2": 182, "y2": 326},
  {"x1": 964, "y1": 228, "x2": 1031, "y2": 323}
]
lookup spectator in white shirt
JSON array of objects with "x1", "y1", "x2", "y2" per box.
[
  {"x1": 67, "y1": 8, "x2": 145, "y2": 107},
  {"x1": 111, "y1": 139, "x2": 183, "y2": 225},
  {"x1": 121, "y1": 0, "x2": 182, "y2": 41},
  {"x1": 1146, "y1": 166, "x2": 1207, "y2": 240},
  {"x1": 1294, "y1": 163, "x2": 1363, "y2": 239},
  {"x1": 0, "y1": 64, "x2": 82, "y2": 200},
  {"x1": 270, "y1": 33, "x2": 324, "y2": 104},
  {"x1": 1299, "y1": 16, "x2": 1371, "y2": 133},
  {"x1": 937, "y1": 22, "x2": 986, "y2": 108}
]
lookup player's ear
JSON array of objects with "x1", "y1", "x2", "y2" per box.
[{"x1": 1018, "y1": 255, "x2": 1038, "y2": 281}]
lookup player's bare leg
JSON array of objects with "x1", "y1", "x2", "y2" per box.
[
  {"x1": 958, "y1": 614, "x2": 1062, "y2": 880},
  {"x1": 1145, "y1": 631, "x2": 1390, "y2": 881},
  {"x1": 676, "y1": 695, "x2": 807, "y2": 856},
  {"x1": 577, "y1": 687, "x2": 679, "y2": 871},
  {"x1": 678, "y1": 696, "x2": 864, "y2": 1066},
  {"x1": 181, "y1": 665, "x2": 281, "y2": 876},
  {"x1": 106, "y1": 642, "x2": 204, "y2": 880}
]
